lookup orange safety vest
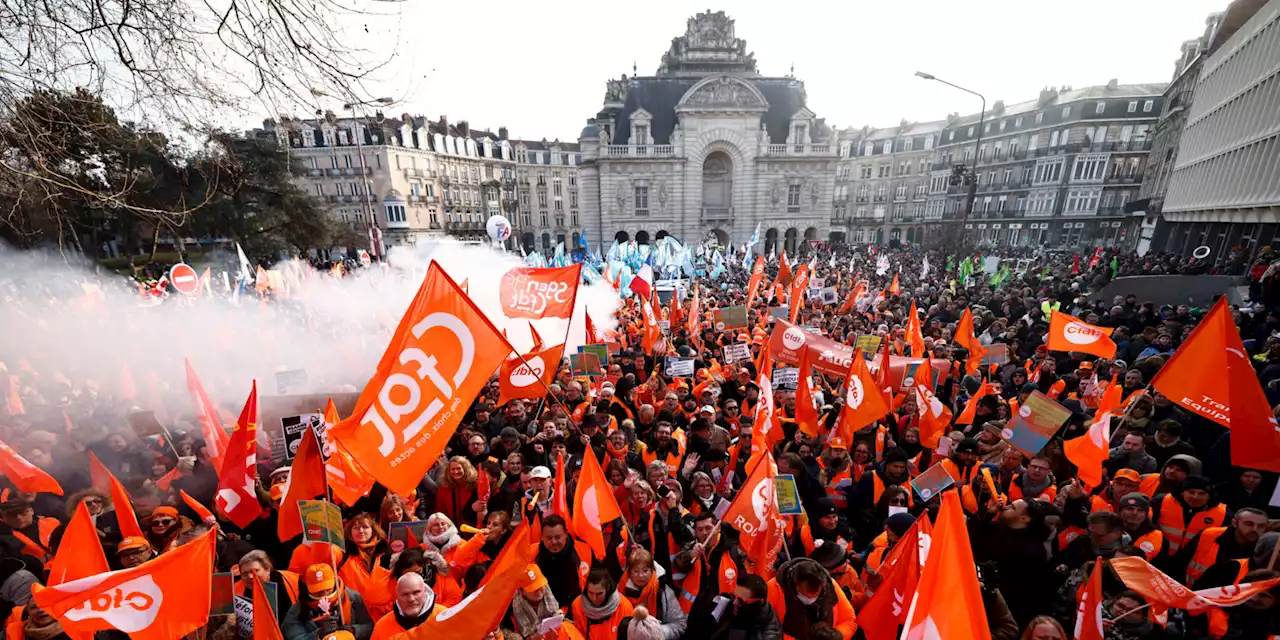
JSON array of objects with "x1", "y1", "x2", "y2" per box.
[
  {"x1": 861, "y1": 544, "x2": 890, "y2": 585},
  {"x1": 1132, "y1": 529, "x2": 1165, "y2": 561},
  {"x1": 825, "y1": 466, "x2": 853, "y2": 510},
  {"x1": 872, "y1": 471, "x2": 914, "y2": 508},
  {"x1": 571, "y1": 595, "x2": 633, "y2": 640},
  {"x1": 1157, "y1": 494, "x2": 1228, "y2": 554},
  {"x1": 1007, "y1": 475, "x2": 1058, "y2": 502},
  {"x1": 1089, "y1": 494, "x2": 1117, "y2": 513},
  {"x1": 1185, "y1": 526, "x2": 1230, "y2": 585},
  {"x1": 939, "y1": 459, "x2": 975, "y2": 487},
  {"x1": 11, "y1": 518, "x2": 59, "y2": 562},
  {"x1": 1057, "y1": 525, "x2": 1086, "y2": 553},
  {"x1": 641, "y1": 443, "x2": 683, "y2": 478}
]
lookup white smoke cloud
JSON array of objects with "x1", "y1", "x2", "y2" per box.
[{"x1": 0, "y1": 240, "x2": 620, "y2": 415}]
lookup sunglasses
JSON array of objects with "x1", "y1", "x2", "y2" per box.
[
  {"x1": 83, "y1": 498, "x2": 104, "y2": 505},
  {"x1": 151, "y1": 518, "x2": 175, "y2": 527}
]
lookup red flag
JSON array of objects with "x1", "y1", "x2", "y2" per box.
[
  {"x1": 46, "y1": 501, "x2": 110, "y2": 586},
  {"x1": 33, "y1": 529, "x2": 215, "y2": 640},
  {"x1": 89, "y1": 453, "x2": 143, "y2": 539},
  {"x1": 277, "y1": 429, "x2": 327, "y2": 541},
  {"x1": 630, "y1": 264, "x2": 654, "y2": 301},
  {"x1": 1072, "y1": 253, "x2": 1081, "y2": 274},
  {"x1": 552, "y1": 452, "x2": 571, "y2": 522},
  {"x1": 216, "y1": 382, "x2": 260, "y2": 529},
  {"x1": 1064, "y1": 378, "x2": 1121, "y2": 489},
  {"x1": 722, "y1": 451, "x2": 785, "y2": 579},
  {"x1": 834, "y1": 349, "x2": 891, "y2": 442},
  {"x1": 585, "y1": 312, "x2": 600, "y2": 345},
  {"x1": 252, "y1": 574, "x2": 285, "y2": 640},
  {"x1": 859, "y1": 514, "x2": 933, "y2": 640},
  {"x1": 0, "y1": 440, "x2": 63, "y2": 495},
  {"x1": 323, "y1": 400, "x2": 374, "y2": 508},
  {"x1": 901, "y1": 491, "x2": 991, "y2": 640},
  {"x1": 572, "y1": 448, "x2": 624, "y2": 560},
  {"x1": 1074, "y1": 559, "x2": 1106, "y2": 640},
  {"x1": 329, "y1": 262, "x2": 512, "y2": 496},
  {"x1": 184, "y1": 359, "x2": 230, "y2": 473},
  {"x1": 1047, "y1": 311, "x2": 1117, "y2": 359}
]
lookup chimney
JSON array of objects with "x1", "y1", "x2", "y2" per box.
[
  {"x1": 439, "y1": 115, "x2": 449, "y2": 132},
  {"x1": 992, "y1": 100, "x2": 1004, "y2": 114},
  {"x1": 1038, "y1": 87, "x2": 1058, "y2": 105},
  {"x1": 459, "y1": 120, "x2": 470, "y2": 137},
  {"x1": 498, "y1": 126, "x2": 509, "y2": 140}
]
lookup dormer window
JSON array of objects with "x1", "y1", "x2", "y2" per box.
[
  {"x1": 338, "y1": 130, "x2": 349, "y2": 145},
  {"x1": 301, "y1": 128, "x2": 315, "y2": 147},
  {"x1": 321, "y1": 127, "x2": 335, "y2": 146}
]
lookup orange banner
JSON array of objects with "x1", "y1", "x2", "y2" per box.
[
  {"x1": 498, "y1": 264, "x2": 582, "y2": 319},
  {"x1": 497, "y1": 343, "x2": 566, "y2": 406}
]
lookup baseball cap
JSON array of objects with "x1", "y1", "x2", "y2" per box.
[
  {"x1": 1118, "y1": 492, "x2": 1149, "y2": 511},
  {"x1": 528, "y1": 466, "x2": 552, "y2": 480},
  {"x1": 827, "y1": 436, "x2": 849, "y2": 451},
  {"x1": 117, "y1": 536, "x2": 152, "y2": 554},
  {"x1": 521, "y1": 565, "x2": 548, "y2": 593},
  {"x1": 304, "y1": 563, "x2": 337, "y2": 594},
  {"x1": 1113, "y1": 469, "x2": 1141, "y2": 483},
  {"x1": 1077, "y1": 362, "x2": 1094, "y2": 371},
  {"x1": 699, "y1": 405, "x2": 717, "y2": 415}
]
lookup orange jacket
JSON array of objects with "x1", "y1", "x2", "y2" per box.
[
  {"x1": 766, "y1": 576, "x2": 858, "y2": 640},
  {"x1": 369, "y1": 603, "x2": 446, "y2": 640},
  {"x1": 570, "y1": 595, "x2": 634, "y2": 640},
  {"x1": 339, "y1": 554, "x2": 395, "y2": 622}
]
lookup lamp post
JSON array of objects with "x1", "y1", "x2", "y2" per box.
[{"x1": 916, "y1": 72, "x2": 985, "y2": 253}]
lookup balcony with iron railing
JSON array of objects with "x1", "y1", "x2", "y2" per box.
[
  {"x1": 1105, "y1": 172, "x2": 1145, "y2": 185},
  {"x1": 604, "y1": 145, "x2": 677, "y2": 157}
]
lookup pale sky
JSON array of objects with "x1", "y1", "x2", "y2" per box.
[{"x1": 305, "y1": 0, "x2": 1229, "y2": 141}]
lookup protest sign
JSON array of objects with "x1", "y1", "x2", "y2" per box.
[
  {"x1": 210, "y1": 572, "x2": 235, "y2": 615},
  {"x1": 771, "y1": 319, "x2": 951, "y2": 381},
  {"x1": 281, "y1": 413, "x2": 325, "y2": 460},
  {"x1": 774, "y1": 474, "x2": 803, "y2": 515},
  {"x1": 769, "y1": 307, "x2": 788, "y2": 321},
  {"x1": 982, "y1": 343, "x2": 1009, "y2": 365},
  {"x1": 807, "y1": 287, "x2": 822, "y2": 301},
  {"x1": 855, "y1": 335, "x2": 882, "y2": 357},
  {"x1": 773, "y1": 367, "x2": 800, "y2": 390},
  {"x1": 234, "y1": 582, "x2": 276, "y2": 639},
  {"x1": 275, "y1": 368, "x2": 309, "y2": 395},
  {"x1": 821, "y1": 287, "x2": 838, "y2": 305},
  {"x1": 570, "y1": 352, "x2": 602, "y2": 377},
  {"x1": 911, "y1": 463, "x2": 955, "y2": 501},
  {"x1": 298, "y1": 500, "x2": 343, "y2": 545},
  {"x1": 580, "y1": 344, "x2": 610, "y2": 366},
  {"x1": 389, "y1": 520, "x2": 430, "y2": 553},
  {"x1": 658, "y1": 320, "x2": 671, "y2": 333},
  {"x1": 1002, "y1": 391, "x2": 1071, "y2": 456},
  {"x1": 127, "y1": 410, "x2": 167, "y2": 438},
  {"x1": 722, "y1": 342, "x2": 751, "y2": 365},
  {"x1": 713, "y1": 305, "x2": 748, "y2": 329},
  {"x1": 898, "y1": 360, "x2": 942, "y2": 391},
  {"x1": 665, "y1": 357, "x2": 696, "y2": 378}
]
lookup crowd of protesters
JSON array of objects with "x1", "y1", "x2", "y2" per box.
[{"x1": 2, "y1": 240, "x2": 1280, "y2": 640}]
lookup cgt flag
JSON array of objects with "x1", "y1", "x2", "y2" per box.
[
  {"x1": 331, "y1": 262, "x2": 512, "y2": 496},
  {"x1": 498, "y1": 264, "x2": 583, "y2": 319},
  {"x1": 1047, "y1": 311, "x2": 1117, "y2": 359}
]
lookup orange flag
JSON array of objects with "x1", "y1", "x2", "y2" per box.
[
  {"x1": 668, "y1": 289, "x2": 683, "y2": 329},
  {"x1": 722, "y1": 451, "x2": 785, "y2": 579},
  {"x1": 834, "y1": 349, "x2": 890, "y2": 443},
  {"x1": 46, "y1": 501, "x2": 110, "y2": 586},
  {"x1": 552, "y1": 452, "x2": 571, "y2": 523},
  {"x1": 888, "y1": 272, "x2": 900, "y2": 296},
  {"x1": 89, "y1": 452, "x2": 143, "y2": 539},
  {"x1": 460, "y1": 278, "x2": 469, "y2": 295},
  {"x1": 180, "y1": 490, "x2": 216, "y2": 526},
  {"x1": 277, "y1": 429, "x2": 327, "y2": 541},
  {"x1": 585, "y1": 312, "x2": 600, "y2": 345},
  {"x1": 1047, "y1": 311, "x2": 1117, "y2": 359},
  {"x1": 572, "y1": 448, "x2": 624, "y2": 560},
  {"x1": 956, "y1": 382, "x2": 997, "y2": 426},
  {"x1": 748, "y1": 346, "x2": 780, "y2": 473},
  {"x1": 252, "y1": 574, "x2": 285, "y2": 640},
  {"x1": 640, "y1": 297, "x2": 662, "y2": 355},
  {"x1": 1151, "y1": 297, "x2": 1280, "y2": 471},
  {"x1": 408, "y1": 525, "x2": 538, "y2": 639},
  {"x1": 216, "y1": 382, "x2": 260, "y2": 529},
  {"x1": 914, "y1": 369, "x2": 952, "y2": 450},
  {"x1": 745, "y1": 257, "x2": 766, "y2": 310},
  {"x1": 954, "y1": 308, "x2": 988, "y2": 374},
  {"x1": 323, "y1": 400, "x2": 374, "y2": 508},
  {"x1": 496, "y1": 343, "x2": 566, "y2": 407},
  {"x1": 0, "y1": 440, "x2": 63, "y2": 495},
  {"x1": 788, "y1": 265, "x2": 810, "y2": 324},
  {"x1": 795, "y1": 346, "x2": 821, "y2": 438},
  {"x1": 685, "y1": 288, "x2": 702, "y2": 339},
  {"x1": 4, "y1": 374, "x2": 23, "y2": 416},
  {"x1": 874, "y1": 342, "x2": 893, "y2": 407},
  {"x1": 777, "y1": 251, "x2": 793, "y2": 286},
  {"x1": 1110, "y1": 555, "x2": 1280, "y2": 630},
  {"x1": 1064, "y1": 378, "x2": 1122, "y2": 489},
  {"x1": 860, "y1": 514, "x2": 933, "y2": 640},
  {"x1": 33, "y1": 528, "x2": 215, "y2": 640},
  {"x1": 901, "y1": 491, "x2": 991, "y2": 640},
  {"x1": 330, "y1": 261, "x2": 512, "y2": 496},
  {"x1": 1075, "y1": 559, "x2": 1106, "y2": 640},
  {"x1": 528, "y1": 322, "x2": 544, "y2": 353},
  {"x1": 183, "y1": 359, "x2": 230, "y2": 473},
  {"x1": 498, "y1": 264, "x2": 583, "y2": 319},
  {"x1": 905, "y1": 300, "x2": 925, "y2": 357}
]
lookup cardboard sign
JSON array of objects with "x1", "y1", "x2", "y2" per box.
[
  {"x1": 234, "y1": 582, "x2": 276, "y2": 639},
  {"x1": 275, "y1": 368, "x2": 309, "y2": 395},
  {"x1": 773, "y1": 367, "x2": 800, "y2": 390},
  {"x1": 774, "y1": 474, "x2": 803, "y2": 515},
  {"x1": 911, "y1": 463, "x2": 955, "y2": 501},
  {"x1": 127, "y1": 410, "x2": 166, "y2": 438},
  {"x1": 570, "y1": 352, "x2": 602, "y2": 377},
  {"x1": 580, "y1": 344, "x2": 610, "y2": 367},
  {"x1": 855, "y1": 335, "x2": 883, "y2": 357},
  {"x1": 298, "y1": 500, "x2": 344, "y2": 545},
  {"x1": 1002, "y1": 391, "x2": 1072, "y2": 456},
  {"x1": 981, "y1": 343, "x2": 1009, "y2": 365},
  {"x1": 210, "y1": 572, "x2": 236, "y2": 615},
  {"x1": 665, "y1": 356, "x2": 696, "y2": 378},
  {"x1": 389, "y1": 520, "x2": 430, "y2": 553},
  {"x1": 722, "y1": 342, "x2": 751, "y2": 365},
  {"x1": 713, "y1": 306, "x2": 748, "y2": 329},
  {"x1": 281, "y1": 413, "x2": 325, "y2": 460}
]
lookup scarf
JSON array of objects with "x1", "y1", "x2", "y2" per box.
[
  {"x1": 620, "y1": 569, "x2": 660, "y2": 615},
  {"x1": 392, "y1": 591, "x2": 436, "y2": 631},
  {"x1": 23, "y1": 617, "x2": 65, "y2": 640},
  {"x1": 510, "y1": 589, "x2": 561, "y2": 638},
  {"x1": 606, "y1": 441, "x2": 631, "y2": 464},
  {"x1": 424, "y1": 519, "x2": 461, "y2": 555},
  {"x1": 580, "y1": 590, "x2": 622, "y2": 621},
  {"x1": 778, "y1": 559, "x2": 836, "y2": 640},
  {"x1": 1019, "y1": 473, "x2": 1053, "y2": 499}
]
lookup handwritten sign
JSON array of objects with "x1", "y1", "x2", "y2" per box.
[
  {"x1": 774, "y1": 474, "x2": 803, "y2": 515},
  {"x1": 281, "y1": 413, "x2": 324, "y2": 460}
]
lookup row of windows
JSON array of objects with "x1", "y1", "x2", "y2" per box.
[{"x1": 517, "y1": 214, "x2": 580, "y2": 228}]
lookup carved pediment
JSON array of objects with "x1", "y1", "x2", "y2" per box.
[{"x1": 677, "y1": 75, "x2": 768, "y2": 111}]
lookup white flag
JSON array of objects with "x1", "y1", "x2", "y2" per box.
[{"x1": 235, "y1": 242, "x2": 254, "y2": 283}]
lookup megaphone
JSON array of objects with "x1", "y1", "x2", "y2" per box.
[{"x1": 1193, "y1": 245, "x2": 1211, "y2": 259}]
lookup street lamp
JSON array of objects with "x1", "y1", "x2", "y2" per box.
[
  {"x1": 916, "y1": 71, "x2": 986, "y2": 253},
  {"x1": 312, "y1": 89, "x2": 394, "y2": 261}
]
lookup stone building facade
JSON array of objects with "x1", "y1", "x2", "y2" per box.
[
  {"x1": 576, "y1": 11, "x2": 839, "y2": 256},
  {"x1": 833, "y1": 120, "x2": 947, "y2": 246},
  {"x1": 510, "y1": 140, "x2": 585, "y2": 253}
]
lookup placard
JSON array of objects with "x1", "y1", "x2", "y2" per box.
[
  {"x1": 657, "y1": 320, "x2": 671, "y2": 333},
  {"x1": 281, "y1": 413, "x2": 324, "y2": 460},
  {"x1": 806, "y1": 287, "x2": 823, "y2": 300},
  {"x1": 771, "y1": 319, "x2": 951, "y2": 381},
  {"x1": 210, "y1": 572, "x2": 236, "y2": 615},
  {"x1": 389, "y1": 520, "x2": 430, "y2": 553},
  {"x1": 981, "y1": 343, "x2": 1009, "y2": 365},
  {"x1": 898, "y1": 361, "x2": 942, "y2": 391},
  {"x1": 769, "y1": 307, "x2": 788, "y2": 321},
  {"x1": 298, "y1": 500, "x2": 344, "y2": 545},
  {"x1": 234, "y1": 582, "x2": 276, "y2": 639},
  {"x1": 821, "y1": 287, "x2": 838, "y2": 305},
  {"x1": 275, "y1": 368, "x2": 309, "y2": 395},
  {"x1": 570, "y1": 352, "x2": 602, "y2": 377},
  {"x1": 855, "y1": 335, "x2": 882, "y2": 356},
  {"x1": 713, "y1": 306, "x2": 748, "y2": 329},
  {"x1": 1002, "y1": 391, "x2": 1071, "y2": 456},
  {"x1": 665, "y1": 356, "x2": 696, "y2": 378},
  {"x1": 773, "y1": 367, "x2": 800, "y2": 390},
  {"x1": 127, "y1": 410, "x2": 166, "y2": 438},
  {"x1": 580, "y1": 344, "x2": 610, "y2": 367},
  {"x1": 911, "y1": 462, "x2": 955, "y2": 501},
  {"x1": 722, "y1": 342, "x2": 751, "y2": 365},
  {"x1": 774, "y1": 474, "x2": 803, "y2": 515}
]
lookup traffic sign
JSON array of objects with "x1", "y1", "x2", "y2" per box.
[
  {"x1": 169, "y1": 263, "x2": 199, "y2": 295},
  {"x1": 358, "y1": 250, "x2": 371, "y2": 267}
]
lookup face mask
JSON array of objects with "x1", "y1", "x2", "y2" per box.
[{"x1": 796, "y1": 593, "x2": 818, "y2": 606}]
